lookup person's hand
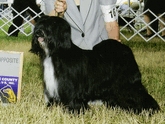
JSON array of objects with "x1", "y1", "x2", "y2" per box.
[
  {"x1": 140, "y1": 0, "x2": 143, "y2": 3},
  {"x1": 55, "y1": 0, "x2": 67, "y2": 17}
]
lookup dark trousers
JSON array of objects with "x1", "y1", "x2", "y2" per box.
[{"x1": 8, "y1": 4, "x2": 44, "y2": 37}]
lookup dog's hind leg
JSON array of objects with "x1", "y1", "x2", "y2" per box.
[{"x1": 104, "y1": 83, "x2": 160, "y2": 114}]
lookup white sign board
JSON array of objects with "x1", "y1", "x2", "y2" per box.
[{"x1": 0, "y1": 50, "x2": 23, "y2": 103}]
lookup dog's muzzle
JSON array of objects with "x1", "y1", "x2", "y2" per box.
[{"x1": 35, "y1": 29, "x2": 46, "y2": 47}]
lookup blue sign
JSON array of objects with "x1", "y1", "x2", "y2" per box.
[{"x1": 0, "y1": 76, "x2": 19, "y2": 103}]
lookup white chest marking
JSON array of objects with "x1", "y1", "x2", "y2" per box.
[{"x1": 43, "y1": 56, "x2": 59, "y2": 99}]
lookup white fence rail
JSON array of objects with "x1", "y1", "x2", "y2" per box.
[
  {"x1": 0, "y1": 2, "x2": 165, "y2": 42},
  {"x1": 118, "y1": 6, "x2": 165, "y2": 42}
]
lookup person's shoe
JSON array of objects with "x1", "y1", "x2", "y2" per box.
[
  {"x1": 162, "y1": 35, "x2": 165, "y2": 38},
  {"x1": 143, "y1": 33, "x2": 154, "y2": 38}
]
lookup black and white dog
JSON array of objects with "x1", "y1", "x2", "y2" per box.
[{"x1": 30, "y1": 16, "x2": 160, "y2": 113}]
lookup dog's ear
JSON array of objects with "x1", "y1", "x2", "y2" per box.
[
  {"x1": 58, "y1": 22, "x2": 72, "y2": 49},
  {"x1": 47, "y1": 17, "x2": 72, "y2": 56},
  {"x1": 57, "y1": 19, "x2": 72, "y2": 49}
]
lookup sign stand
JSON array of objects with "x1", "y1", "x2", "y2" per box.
[{"x1": 0, "y1": 50, "x2": 23, "y2": 103}]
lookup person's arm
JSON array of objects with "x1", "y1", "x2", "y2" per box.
[
  {"x1": 100, "y1": 4, "x2": 121, "y2": 42},
  {"x1": 105, "y1": 21, "x2": 120, "y2": 42}
]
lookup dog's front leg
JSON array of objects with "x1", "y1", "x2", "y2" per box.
[
  {"x1": 68, "y1": 100, "x2": 89, "y2": 113},
  {"x1": 44, "y1": 88, "x2": 60, "y2": 107},
  {"x1": 44, "y1": 92, "x2": 49, "y2": 104},
  {"x1": 44, "y1": 89, "x2": 54, "y2": 107}
]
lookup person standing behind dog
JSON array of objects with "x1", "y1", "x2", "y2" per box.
[
  {"x1": 8, "y1": 0, "x2": 44, "y2": 37},
  {"x1": 46, "y1": 0, "x2": 120, "y2": 50},
  {"x1": 142, "y1": 0, "x2": 165, "y2": 38}
]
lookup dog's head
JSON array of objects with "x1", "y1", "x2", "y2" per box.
[{"x1": 30, "y1": 16, "x2": 72, "y2": 56}]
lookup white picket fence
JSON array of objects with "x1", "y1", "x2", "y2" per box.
[{"x1": 0, "y1": 1, "x2": 165, "y2": 41}]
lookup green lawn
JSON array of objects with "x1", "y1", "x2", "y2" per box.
[{"x1": 0, "y1": 28, "x2": 165, "y2": 123}]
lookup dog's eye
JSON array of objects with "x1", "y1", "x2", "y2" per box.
[{"x1": 35, "y1": 29, "x2": 45, "y2": 38}]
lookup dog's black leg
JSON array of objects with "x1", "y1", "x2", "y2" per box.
[{"x1": 68, "y1": 100, "x2": 89, "y2": 114}]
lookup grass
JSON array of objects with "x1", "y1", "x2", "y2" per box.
[{"x1": 0, "y1": 28, "x2": 165, "y2": 123}]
